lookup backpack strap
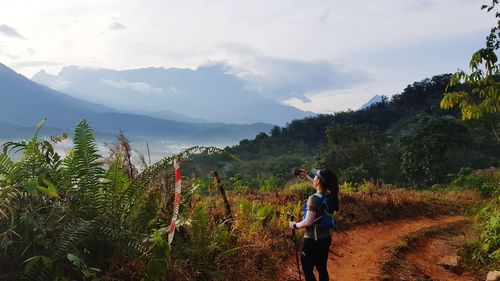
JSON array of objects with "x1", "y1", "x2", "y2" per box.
[
  {"x1": 311, "y1": 193, "x2": 325, "y2": 225},
  {"x1": 315, "y1": 192, "x2": 334, "y2": 212},
  {"x1": 313, "y1": 192, "x2": 324, "y2": 199},
  {"x1": 312, "y1": 193, "x2": 325, "y2": 241}
]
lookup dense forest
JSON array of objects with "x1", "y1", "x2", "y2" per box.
[{"x1": 191, "y1": 73, "x2": 499, "y2": 190}]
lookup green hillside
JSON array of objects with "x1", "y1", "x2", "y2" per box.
[{"x1": 193, "y1": 74, "x2": 499, "y2": 189}]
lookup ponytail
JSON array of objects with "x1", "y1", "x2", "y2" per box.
[{"x1": 319, "y1": 169, "x2": 339, "y2": 212}]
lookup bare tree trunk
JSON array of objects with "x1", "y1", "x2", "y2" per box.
[
  {"x1": 212, "y1": 170, "x2": 232, "y2": 231},
  {"x1": 489, "y1": 120, "x2": 500, "y2": 144}
]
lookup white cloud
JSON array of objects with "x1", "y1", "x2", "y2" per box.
[
  {"x1": 284, "y1": 89, "x2": 376, "y2": 113},
  {"x1": 101, "y1": 78, "x2": 172, "y2": 95},
  {"x1": 214, "y1": 43, "x2": 370, "y2": 102},
  {"x1": 0, "y1": 49, "x2": 19, "y2": 60},
  {"x1": 109, "y1": 22, "x2": 126, "y2": 30},
  {"x1": 0, "y1": 24, "x2": 26, "y2": 39},
  {"x1": 48, "y1": 77, "x2": 72, "y2": 90},
  {"x1": 9, "y1": 61, "x2": 62, "y2": 68},
  {"x1": 0, "y1": 0, "x2": 494, "y2": 112}
]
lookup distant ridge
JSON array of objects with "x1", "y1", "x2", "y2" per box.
[
  {"x1": 32, "y1": 64, "x2": 315, "y2": 125},
  {"x1": 0, "y1": 63, "x2": 273, "y2": 142}
]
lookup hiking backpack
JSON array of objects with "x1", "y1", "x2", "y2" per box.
[{"x1": 302, "y1": 192, "x2": 336, "y2": 231}]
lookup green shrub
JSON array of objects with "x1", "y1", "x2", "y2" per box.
[
  {"x1": 478, "y1": 205, "x2": 500, "y2": 261},
  {"x1": 0, "y1": 120, "x2": 228, "y2": 280},
  {"x1": 228, "y1": 173, "x2": 250, "y2": 191},
  {"x1": 358, "y1": 179, "x2": 385, "y2": 193},
  {"x1": 461, "y1": 201, "x2": 500, "y2": 268},
  {"x1": 257, "y1": 174, "x2": 281, "y2": 193},
  {"x1": 449, "y1": 168, "x2": 499, "y2": 197},
  {"x1": 480, "y1": 182, "x2": 500, "y2": 198},
  {"x1": 286, "y1": 181, "x2": 312, "y2": 200},
  {"x1": 447, "y1": 167, "x2": 474, "y2": 183},
  {"x1": 430, "y1": 183, "x2": 445, "y2": 190},
  {"x1": 255, "y1": 203, "x2": 275, "y2": 227},
  {"x1": 340, "y1": 181, "x2": 358, "y2": 192}
]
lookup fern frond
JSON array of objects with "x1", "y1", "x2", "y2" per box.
[
  {"x1": 135, "y1": 146, "x2": 231, "y2": 189},
  {"x1": 54, "y1": 218, "x2": 95, "y2": 258},
  {"x1": 69, "y1": 120, "x2": 105, "y2": 205},
  {"x1": 49, "y1": 133, "x2": 68, "y2": 144},
  {"x1": 121, "y1": 146, "x2": 229, "y2": 231},
  {"x1": 97, "y1": 223, "x2": 151, "y2": 259},
  {"x1": 104, "y1": 157, "x2": 130, "y2": 217},
  {"x1": 2, "y1": 141, "x2": 26, "y2": 155},
  {"x1": 21, "y1": 255, "x2": 54, "y2": 281},
  {"x1": 0, "y1": 154, "x2": 15, "y2": 177}
]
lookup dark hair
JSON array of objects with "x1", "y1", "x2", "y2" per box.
[{"x1": 319, "y1": 169, "x2": 339, "y2": 212}]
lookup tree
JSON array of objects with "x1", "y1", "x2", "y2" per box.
[
  {"x1": 440, "y1": 2, "x2": 500, "y2": 142},
  {"x1": 322, "y1": 123, "x2": 392, "y2": 183},
  {"x1": 400, "y1": 117, "x2": 471, "y2": 187},
  {"x1": 440, "y1": 49, "x2": 499, "y2": 120}
]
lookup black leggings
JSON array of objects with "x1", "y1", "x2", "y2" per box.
[{"x1": 301, "y1": 236, "x2": 332, "y2": 281}]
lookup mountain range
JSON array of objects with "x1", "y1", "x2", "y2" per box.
[
  {"x1": 0, "y1": 63, "x2": 273, "y2": 143},
  {"x1": 32, "y1": 64, "x2": 315, "y2": 125}
]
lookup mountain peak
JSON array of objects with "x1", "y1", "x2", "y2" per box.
[
  {"x1": 59, "y1": 65, "x2": 79, "y2": 74},
  {"x1": 32, "y1": 69, "x2": 50, "y2": 80},
  {"x1": 359, "y1": 95, "x2": 384, "y2": 110},
  {"x1": 35, "y1": 69, "x2": 47, "y2": 75},
  {"x1": 0, "y1": 63, "x2": 18, "y2": 75}
]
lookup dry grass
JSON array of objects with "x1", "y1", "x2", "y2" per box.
[
  {"x1": 186, "y1": 186, "x2": 483, "y2": 280},
  {"x1": 336, "y1": 188, "x2": 481, "y2": 230}
]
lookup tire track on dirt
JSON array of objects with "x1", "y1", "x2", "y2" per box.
[
  {"x1": 399, "y1": 223, "x2": 478, "y2": 281},
  {"x1": 280, "y1": 215, "x2": 466, "y2": 281}
]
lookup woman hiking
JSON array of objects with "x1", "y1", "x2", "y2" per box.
[{"x1": 289, "y1": 168, "x2": 339, "y2": 281}]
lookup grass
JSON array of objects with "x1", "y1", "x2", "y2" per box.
[{"x1": 187, "y1": 183, "x2": 481, "y2": 280}]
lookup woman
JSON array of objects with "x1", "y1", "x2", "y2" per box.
[{"x1": 289, "y1": 168, "x2": 339, "y2": 281}]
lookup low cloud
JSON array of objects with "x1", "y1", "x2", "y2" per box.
[
  {"x1": 101, "y1": 78, "x2": 172, "y2": 95},
  {"x1": 284, "y1": 88, "x2": 376, "y2": 113},
  {"x1": 0, "y1": 47, "x2": 36, "y2": 60},
  {"x1": 0, "y1": 50, "x2": 19, "y2": 60},
  {"x1": 221, "y1": 44, "x2": 370, "y2": 102},
  {"x1": 0, "y1": 24, "x2": 27, "y2": 39},
  {"x1": 10, "y1": 61, "x2": 61, "y2": 68},
  {"x1": 110, "y1": 22, "x2": 126, "y2": 30},
  {"x1": 48, "y1": 77, "x2": 72, "y2": 91}
]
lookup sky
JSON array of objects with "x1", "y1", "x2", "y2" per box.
[{"x1": 0, "y1": 0, "x2": 495, "y2": 113}]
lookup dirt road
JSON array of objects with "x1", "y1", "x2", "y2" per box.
[
  {"x1": 400, "y1": 224, "x2": 479, "y2": 281},
  {"x1": 280, "y1": 215, "x2": 467, "y2": 281}
]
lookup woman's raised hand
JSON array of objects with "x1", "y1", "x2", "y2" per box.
[{"x1": 299, "y1": 169, "x2": 307, "y2": 180}]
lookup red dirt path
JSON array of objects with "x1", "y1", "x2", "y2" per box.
[{"x1": 280, "y1": 215, "x2": 466, "y2": 281}]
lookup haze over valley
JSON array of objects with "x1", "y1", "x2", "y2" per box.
[{"x1": 0, "y1": 63, "x2": 289, "y2": 160}]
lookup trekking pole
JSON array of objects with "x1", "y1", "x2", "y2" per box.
[{"x1": 286, "y1": 212, "x2": 302, "y2": 281}]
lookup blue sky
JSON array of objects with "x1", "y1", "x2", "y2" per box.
[{"x1": 0, "y1": 0, "x2": 495, "y2": 112}]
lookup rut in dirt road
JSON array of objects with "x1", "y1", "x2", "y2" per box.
[
  {"x1": 384, "y1": 220, "x2": 480, "y2": 281},
  {"x1": 281, "y1": 215, "x2": 466, "y2": 281}
]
